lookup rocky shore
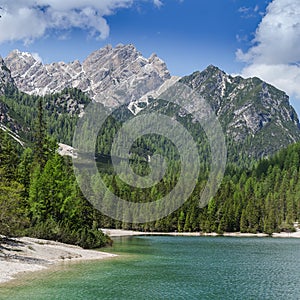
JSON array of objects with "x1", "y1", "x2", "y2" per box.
[{"x1": 0, "y1": 236, "x2": 116, "y2": 284}]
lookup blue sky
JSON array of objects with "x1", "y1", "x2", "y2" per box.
[{"x1": 1, "y1": 0, "x2": 300, "y2": 113}]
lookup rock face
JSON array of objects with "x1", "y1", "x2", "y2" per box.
[
  {"x1": 0, "y1": 58, "x2": 23, "y2": 139},
  {"x1": 180, "y1": 66, "x2": 300, "y2": 157},
  {"x1": 2, "y1": 45, "x2": 300, "y2": 158},
  {"x1": 0, "y1": 57, "x2": 15, "y2": 95},
  {"x1": 4, "y1": 44, "x2": 170, "y2": 108}
]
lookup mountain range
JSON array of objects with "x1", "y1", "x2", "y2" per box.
[
  {"x1": 4, "y1": 44, "x2": 170, "y2": 107},
  {"x1": 1, "y1": 43, "x2": 300, "y2": 162}
]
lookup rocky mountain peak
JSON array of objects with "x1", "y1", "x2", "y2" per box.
[
  {"x1": 148, "y1": 53, "x2": 170, "y2": 79},
  {"x1": 180, "y1": 67, "x2": 300, "y2": 156},
  {"x1": 5, "y1": 44, "x2": 171, "y2": 107}
]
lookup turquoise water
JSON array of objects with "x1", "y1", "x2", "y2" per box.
[{"x1": 1, "y1": 236, "x2": 300, "y2": 299}]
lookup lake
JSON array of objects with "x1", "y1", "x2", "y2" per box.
[{"x1": 1, "y1": 236, "x2": 300, "y2": 299}]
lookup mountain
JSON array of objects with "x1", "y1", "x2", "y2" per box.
[
  {"x1": 2, "y1": 44, "x2": 300, "y2": 161},
  {"x1": 3, "y1": 45, "x2": 300, "y2": 242},
  {"x1": 178, "y1": 66, "x2": 300, "y2": 158},
  {"x1": 4, "y1": 44, "x2": 170, "y2": 108},
  {"x1": 124, "y1": 64, "x2": 300, "y2": 159},
  {"x1": 1, "y1": 54, "x2": 92, "y2": 145}
]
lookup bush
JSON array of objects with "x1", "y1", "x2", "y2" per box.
[{"x1": 26, "y1": 219, "x2": 111, "y2": 249}]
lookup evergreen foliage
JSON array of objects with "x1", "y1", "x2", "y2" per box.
[
  {"x1": 87, "y1": 104, "x2": 300, "y2": 233},
  {"x1": 0, "y1": 87, "x2": 300, "y2": 244},
  {"x1": 0, "y1": 87, "x2": 91, "y2": 144},
  {"x1": 0, "y1": 105, "x2": 110, "y2": 248}
]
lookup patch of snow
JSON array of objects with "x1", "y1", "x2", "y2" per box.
[
  {"x1": 0, "y1": 124, "x2": 24, "y2": 146},
  {"x1": 58, "y1": 143, "x2": 77, "y2": 158},
  {"x1": 127, "y1": 76, "x2": 181, "y2": 115}
]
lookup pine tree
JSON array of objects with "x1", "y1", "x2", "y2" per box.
[
  {"x1": 0, "y1": 131, "x2": 19, "y2": 180},
  {"x1": 34, "y1": 98, "x2": 48, "y2": 167}
]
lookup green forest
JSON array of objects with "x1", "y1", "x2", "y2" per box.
[
  {"x1": 0, "y1": 89, "x2": 300, "y2": 249},
  {"x1": 92, "y1": 119, "x2": 300, "y2": 234},
  {"x1": 0, "y1": 100, "x2": 110, "y2": 248}
]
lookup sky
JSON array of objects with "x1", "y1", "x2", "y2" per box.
[{"x1": 1, "y1": 0, "x2": 300, "y2": 113}]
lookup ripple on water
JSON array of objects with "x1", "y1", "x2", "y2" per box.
[{"x1": 0, "y1": 236, "x2": 299, "y2": 300}]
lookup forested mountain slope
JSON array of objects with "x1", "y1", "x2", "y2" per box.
[{"x1": 1, "y1": 44, "x2": 300, "y2": 240}]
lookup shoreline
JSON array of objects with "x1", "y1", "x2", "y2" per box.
[
  {"x1": 0, "y1": 236, "x2": 117, "y2": 285},
  {"x1": 1, "y1": 229, "x2": 299, "y2": 285},
  {"x1": 101, "y1": 229, "x2": 300, "y2": 238}
]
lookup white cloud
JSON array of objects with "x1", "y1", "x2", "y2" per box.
[
  {"x1": 0, "y1": 0, "x2": 162, "y2": 44},
  {"x1": 153, "y1": 0, "x2": 163, "y2": 8},
  {"x1": 237, "y1": 0, "x2": 300, "y2": 99},
  {"x1": 32, "y1": 52, "x2": 43, "y2": 63},
  {"x1": 241, "y1": 63, "x2": 300, "y2": 99},
  {"x1": 238, "y1": 5, "x2": 261, "y2": 19}
]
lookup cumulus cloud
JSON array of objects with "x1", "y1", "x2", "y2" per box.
[
  {"x1": 236, "y1": 0, "x2": 300, "y2": 99},
  {"x1": 0, "y1": 0, "x2": 163, "y2": 44}
]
